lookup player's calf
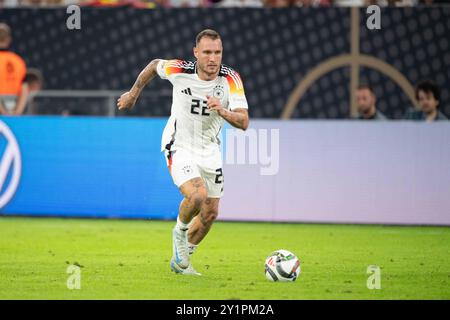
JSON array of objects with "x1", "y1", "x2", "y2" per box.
[
  {"x1": 198, "y1": 205, "x2": 218, "y2": 228},
  {"x1": 179, "y1": 178, "x2": 208, "y2": 223},
  {"x1": 188, "y1": 198, "x2": 220, "y2": 245}
]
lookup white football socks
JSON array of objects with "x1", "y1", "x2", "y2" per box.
[
  {"x1": 188, "y1": 242, "x2": 198, "y2": 256},
  {"x1": 176, "y1": 216, "x2": 189, "y2": 232},
  {"x1": 175, "y1": 216, "x2": 199, "y2": 255}
]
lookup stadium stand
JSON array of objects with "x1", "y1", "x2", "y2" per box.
[
  {"x1": 0, "y1": 7, "x2": 448, "y2": 118},
  {"x1": 1, "y1": 0, "x2": 448, "y2": 7}
]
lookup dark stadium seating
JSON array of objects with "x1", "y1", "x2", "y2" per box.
[{"x1": 2, "y1": 7, "x2": 449, "y2": 118}]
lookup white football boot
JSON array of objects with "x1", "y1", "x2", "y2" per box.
[
  {"x1": 170, "y1": 261, "x2": 201, "y2": 276},
  {"x1": 170, "y1": 239, "x2": 201, "y2": 276},
  {"x1": 171, "y1": 227, "x2": 189, "y2": 270},
  {"x1": 170, "y1": 257, "x2": 201, "y2": 276}
]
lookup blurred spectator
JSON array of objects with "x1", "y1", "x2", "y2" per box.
[
  {"x1": 168, "y1": 0, "x2": 207, "y2": 7},
  {"x1": 213, "y1": 0, "x2": 263, "y2": 7},
  {"x1": 404, "y1": 80, "x2": 448, "y2": 122},
  {"x1": 354, "y1": 84, "x2": 387, "y2": 120},
  {"x1": 24, "y1": 68, "x2": 44, "y2": 114},
  {"x1": 1, "y1": 0, "x2": 20, "y2": 7},
  {"x1": 82, "y1": 0, "x2": 162, "y2": 7},
  {"x1": 333, "y1": 0, "x2": 366, "y2": 5},
  {"x1": 0, "y1": 23, "x2": 29, "y2": 115},
  {"x1": 292, "y1": 0, "x2": 331, "y2": 6},
  {"x1": 25, "y1": 68, "x2": 43, "y2": 93},
  {"x1": 263, "y1": 0, "x2": 290, "y2": 6},
  {"x1": 334, "y1": 0, "x2": 414, "y2": 5},
  {"x1": 263, "y1": 0, "x2": 331, "y2": 6}
]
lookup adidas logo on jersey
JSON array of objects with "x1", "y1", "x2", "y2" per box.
[{"x1": 181, "y1": 88, "x2": 192, "y2": 96}]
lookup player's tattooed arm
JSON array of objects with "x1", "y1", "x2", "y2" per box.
[
  {"x1": 219, "y1": 108, "x2": 249, "y2": 131},
  {"x1": 206, "y1": 95, "x2": 249, "y2": 130},
  {"x1": 117, "y1": 59, "x2": 161, "y2": 110}
]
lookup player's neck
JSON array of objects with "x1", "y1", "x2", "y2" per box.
[{"x1": 196, "y1": 68, "x2": 218, "y2": 82}]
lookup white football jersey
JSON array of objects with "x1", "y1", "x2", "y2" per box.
[{"x1": 157, "y1": 59, "x2": 248, "y2": 156}]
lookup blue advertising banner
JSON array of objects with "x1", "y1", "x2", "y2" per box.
[
  {"x1": 0, "y1": 116, "x2": 182, "y2": 219},
  {"x1": 1, "y1": 116, "x2": 449, "y2": 225}
]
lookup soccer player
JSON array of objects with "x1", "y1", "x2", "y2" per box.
[{"x1": 117, "y1": 29, "x2": 249, "y2": 275}]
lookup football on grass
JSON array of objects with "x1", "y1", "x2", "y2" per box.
[{"x1": 264, "y1": 249, "x2": 301, "y2": 282}]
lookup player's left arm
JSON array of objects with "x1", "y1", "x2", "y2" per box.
[{"x1": 206, "y1": 95, "x2": 249, "y2": 130}]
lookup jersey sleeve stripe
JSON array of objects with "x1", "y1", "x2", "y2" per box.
[
  {"x1": 220, "y1": 65, "x2": 244, "y2": 92},
  {"x1": 226, "y1": 74, "x2": 244, "y2": 95},
  {"x1": 165, "y1": 66, "x2": 183, "y2": 76},
  {"x1": 226, "y1": 70, "x2": 245, "y2": 94},
  {"x1": 231, "y1": 72, "x2": 244, "y2": 90},
  {"x1": 164, "y1": 60, "x2": 195, "y2": 76}
]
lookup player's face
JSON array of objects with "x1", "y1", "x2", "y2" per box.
[
  {"x1": 356, "y1": 89, "x2": 375, "y2": 113},
  {"x1": 194, "y1": 37, "x2": 223, "y2": 76},
  {"x1": 417, "y1": 90, "x2": 438, "y2": 113}
]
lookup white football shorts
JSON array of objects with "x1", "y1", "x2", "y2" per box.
[{"x1": 164, "y1": 148, "x2": 224, "y2": 198}]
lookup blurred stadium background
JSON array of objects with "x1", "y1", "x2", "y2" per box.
[
  {"x1": 0, "y1": 1, "x2": 449, "y2": 300},
  {"x1": 1, "y1": 2, "x2": 449, "y2": 118},
  {"x1": 0, "y1": 2, "x2": 449, "y2": 221}
]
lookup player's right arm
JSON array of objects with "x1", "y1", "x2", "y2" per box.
[{"x1": 117, "y1": 59, "x2": 161, "y2": 110}]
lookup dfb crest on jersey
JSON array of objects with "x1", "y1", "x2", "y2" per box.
[
  {"x1": 182, "y1": 165, "x2": 192, "y2": 175},
  {"x1": 212, "y1": 85, "x2": 224, "y2": 100}
]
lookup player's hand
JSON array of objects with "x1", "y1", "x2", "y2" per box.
[
  {"x1": 206, "y1": 95, "x2": 224, "y2": 115},
  {"x1": 117, "y1": 91, "x2": 138, "y2": 110}
]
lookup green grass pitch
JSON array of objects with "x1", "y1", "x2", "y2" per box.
[{"x1": 0, "y1": 216, "x2": 449, "y2": 300}]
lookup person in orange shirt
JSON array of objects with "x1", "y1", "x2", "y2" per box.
[{"x1": 0, "y1": 23, "x2": 29, "y2": 115}]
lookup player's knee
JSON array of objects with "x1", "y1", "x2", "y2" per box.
[{"x1": 189, "y1": 190, "x2": 208, "y2": 210}]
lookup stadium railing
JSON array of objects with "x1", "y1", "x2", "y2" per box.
[{"x1": 25, "y1": 90, "x2": 172, "y2": 116}]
